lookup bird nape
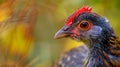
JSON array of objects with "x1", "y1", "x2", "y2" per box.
[{"x1": 54, "y1": 6, "x2": 120, "y2": 67}]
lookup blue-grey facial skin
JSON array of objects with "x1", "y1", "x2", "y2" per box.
[
  {"x1": 80, "y1": 26, "x2": 102, "y2": 40},
  {"x1": 69, "y1": 26, "x2": 103, "y2": 44}
]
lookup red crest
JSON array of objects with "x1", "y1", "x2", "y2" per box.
[{"x1": 65, "y1": 6, "x2": 92, "y2": 26}]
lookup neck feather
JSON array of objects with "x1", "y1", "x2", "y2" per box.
[{"x1": 86, "y1": 32, "x2": 120, "y2": 67}]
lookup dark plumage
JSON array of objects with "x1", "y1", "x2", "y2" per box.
[
  {"x1": 56, "y1": 45, "x2": 88, "y2": 67},
  {"x1": 54, "y1": 6, "x2": 120, "y2": 67}
]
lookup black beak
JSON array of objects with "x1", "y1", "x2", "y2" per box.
[{"x1": 54, "y1": 26, "x2": 71, "y2": 39}]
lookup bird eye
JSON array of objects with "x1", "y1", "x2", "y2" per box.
[{"x1": 78, "y1": 20, "x2": 91, "y2": 31}]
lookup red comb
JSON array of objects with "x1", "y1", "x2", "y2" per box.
[{"x1": 65, "y1": 6, "x2": 92, "y2": 26}]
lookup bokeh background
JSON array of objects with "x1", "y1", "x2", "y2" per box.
[{"x1": 0, "y1": 0, "x2": 119, "y2": 67}]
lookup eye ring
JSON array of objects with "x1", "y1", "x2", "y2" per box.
[{"x1": 78, "y1": 20, "x2": 91, "y2": 31}]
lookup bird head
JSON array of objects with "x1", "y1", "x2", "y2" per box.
[{"x1": 54, "y1": 6, "x2": 113, "y2": 44}]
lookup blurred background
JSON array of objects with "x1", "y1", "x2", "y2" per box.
[{"x1": 0, "y1": 0, "x2": 119, "y2": 67}]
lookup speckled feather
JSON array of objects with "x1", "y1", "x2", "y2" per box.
[{"x1": 56, "y1": 45, "x2": 88, "y2": 67}]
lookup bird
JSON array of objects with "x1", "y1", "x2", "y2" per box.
[{"x1": 54, "y1": 6, "x2": 120, "y2": 67}]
